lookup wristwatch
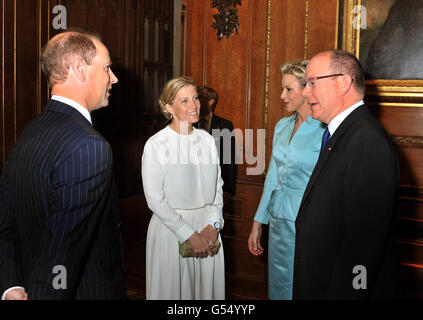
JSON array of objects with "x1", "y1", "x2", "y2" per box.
[{"x1": 213, "y1": 222, "x2": 222, "y2": 231}]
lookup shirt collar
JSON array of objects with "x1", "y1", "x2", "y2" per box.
[
  {"x1": 51, "y1": 95, "x2": 92, "y2": 124},
  {"x1": 327, "y1": 100, "x2": 364, "y2": 136}
]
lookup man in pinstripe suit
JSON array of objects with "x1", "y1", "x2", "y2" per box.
[{"x1": 0, "y1": 30, "x2": 126, "y2": 299}]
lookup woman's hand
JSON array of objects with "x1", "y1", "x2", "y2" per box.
[
  {"x1": 188, "y1": 231, "x2": 213, "y2": 258},
  {"x1": 199, "y1": 224, "x2": 218, "y2": 247},
  {"x1": 248, "y1": 221, "x2": 264, "y2": 256}
]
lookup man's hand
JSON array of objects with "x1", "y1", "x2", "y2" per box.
[{"x1": 5, "y1": 288, "x2": 28, "y2": 300}]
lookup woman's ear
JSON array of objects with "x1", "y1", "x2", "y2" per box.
[
  {"x1": 69, "y1": 57, "x2": 87, "y2": 83},
  {"x1": 165, "y1": 103, "x2": 173, "y2": 117}
]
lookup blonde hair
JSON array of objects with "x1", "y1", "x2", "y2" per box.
[
  {"x1": 280, "y1": 60, "x2": 309, "y2": 87},
  {"x1": 158, "y1": 76, "x2": 197, "y2": 120}
]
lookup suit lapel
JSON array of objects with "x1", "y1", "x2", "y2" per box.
[{"x1": 298, "y1": 105, "x2": 368, "y2": 212}]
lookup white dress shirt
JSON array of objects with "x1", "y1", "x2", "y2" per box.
[
  {"x1": 51, "y1": 95, "x2": 92, "y2": 124},
  {"x1": 327, "y1": 100, "x2": 364, "y2": 136}
]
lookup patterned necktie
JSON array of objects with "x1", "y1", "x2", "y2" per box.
[{"x1": 320, "y1": 128, "x2": 331, "y2": 154}]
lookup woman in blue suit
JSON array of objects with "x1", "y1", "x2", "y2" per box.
[{"x1": 248, "y1": 60, "x2": 325, "y2": 300}]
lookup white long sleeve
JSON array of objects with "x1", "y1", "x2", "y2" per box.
[{"x1": 141, "y1": 127, "x2": 224, "y2": 242}]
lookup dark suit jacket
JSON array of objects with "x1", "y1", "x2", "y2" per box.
[
  {"x1": 293, "y1": 105, "x2": 399, "y2": 299},
  {"x1": 0, "y1": 100, "x2": 126, "y2": 299},
  {"x1": 209, "y1": 114, "x2": 237, "y2": 195}
]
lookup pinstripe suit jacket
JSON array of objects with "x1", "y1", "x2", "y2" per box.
[{"x1": 0, "y1": 100, "x2": 126, "y2": 299}]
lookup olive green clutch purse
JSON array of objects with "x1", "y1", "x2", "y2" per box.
[{"x1": 178, "y1": 239, "x2": 221, "y2": 258}]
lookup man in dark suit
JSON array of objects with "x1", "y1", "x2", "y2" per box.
[
  {"x1": 293, "y1": 49, "x2": 399, "y2": 299},
  {"x1": 0, "y1": 30, "x2": 126, "y2": 299},
  {"x1": 197, "y1": 86, "x2": 237, "y2": 195}
]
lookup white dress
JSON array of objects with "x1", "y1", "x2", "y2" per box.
[{"x1": 141, "y1": 126, "x2": 225, "y2": 300}]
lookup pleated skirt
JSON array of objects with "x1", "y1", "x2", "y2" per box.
[{"x1": 146, "y1": 206, "x2": 225, "y2": 300}]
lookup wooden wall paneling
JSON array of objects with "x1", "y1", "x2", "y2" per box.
[
  {"x1": 145, "y1": 0, "x2": 155, "y2": 112},
  {"x1": 246, "y1": 0, "x2": 266, "y2": 180},
  {"x1": 185, "y1": 0, "x2": 382, "y2": 299},
  {"x1": 368, "y1": 102, "x2": 423, "y2": 298},
  {"x1": 248, "y1": 0, "x2": 266, "y2": 133},
  {"x1": 370, "y1": 105, "x2": 423, "y2": 137},
  {"x1": 120, "y1": 0, "x2": 142, "y2": 197},
  {"x1": 205, "y1": 1, "x2": 249, "y2": 179},
  {"x1": 306, "y1": 0, "x2": 338, "y2": 57},
  {"x1": 266, "y1": 0, "x2": 307, "y2": 167},
  {"x1": 1, "y1": 0, "x2": 5, "y2": 165},
  {"x1": 0, "y1": 0, "x2": 50, "y2": 169},
  {"x1": 3, "y1": 0, "x2": 422, "y2": 300},
  {"x1": 39, "y1": 0, "x2": 50, "y2": 118},
  {"x1": 184, "y1": 0, "x2": 206, "y2": 83},
  {"x1": 204, "y1": 3, "x2": 248, "y2": 127},
  {"x1": 2, "y1": 0, "x2": 17, "y2": 166},
  {"x1": 0, "y1": 0, "x2": 3, "y2": 165},
  {"x1": 46, "y1": 0, "x2": 145, "y2": 198},
  {"x1": 160, "y1": 0, "x2": 173, "y2": 101},
  {"x1": 399, "y1": 265, "x2": 423, "y2": 299},
  {"x1": 15, "y1": 0, "x2": 40, "y2": 142},
  {"x1": 185, "y1": 0, "x2": 269, "y2": 299},
  {"x1": 134, "y1": 0, "x2": 144, "y2": 110},
  {"x1": 224, "y1": 181, "x2": 269, "y2": 299}
]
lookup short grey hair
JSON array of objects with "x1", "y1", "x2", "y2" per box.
[
  {"x1": 329, "y1": 49, "x2": 366, "y2": 94},
  {"x1": 41, "y1": 29, "x2": 100, "y2": 86}
]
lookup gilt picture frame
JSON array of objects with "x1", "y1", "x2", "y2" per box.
[{"x1": 336, "y1": 0, "x2": 423, "y2": 105}]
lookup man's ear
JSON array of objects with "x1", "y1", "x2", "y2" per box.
[
  {"x1": 70, "y1": 57, "x2": 87, "y2": 83},
  {"x1": 338, "y1": 74, "x2": 353, "y2": 95}
]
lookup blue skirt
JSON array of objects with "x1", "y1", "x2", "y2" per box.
[{"x1": 268, "y1": 214, "x2": 296, "y2": 300}]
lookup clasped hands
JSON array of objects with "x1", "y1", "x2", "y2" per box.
[{"x1": 187, "y1": 224, "x2": 218, "y2": 258}]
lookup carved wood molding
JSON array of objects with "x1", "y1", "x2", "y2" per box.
[
  {"x1": 223, "y1": 196, "x2": 245, "y2": 222},
  {"x1": 65, "y1": 0, "x2": 121, "y2": 17},
  {"x1": 262, "y1": 0, "x2": 272, "y2": 176},
  {"x1": 304, "y1": 0, "x2": 309, "y2": 59},
  {"x1": 393, "y1": 135, "x2": 423, "y2": 149},
  {"x1": 398, "y1": 185, "x2": 423, "y2": 201},
  {"x1": 211, "y1": 0, "x2": 242, "y2": 40}
]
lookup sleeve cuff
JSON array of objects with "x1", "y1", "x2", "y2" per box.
[
  {"x1": 174, "y1": 224, "x2": 196, "y2": 242},
  {"x1": 254, "y1": 213, "x2": 270, "y2": 225}
]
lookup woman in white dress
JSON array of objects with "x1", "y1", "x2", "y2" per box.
[{"x1": 141, "y1": 76, "x2": 225, "y2": 300}]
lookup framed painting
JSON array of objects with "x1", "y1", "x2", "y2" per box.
[{"x1": 336, "y1": 0, "x2": 423, "y2": 105}]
